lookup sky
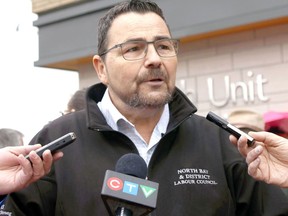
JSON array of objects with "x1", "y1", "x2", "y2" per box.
[{"x1": 0, "y1": 0, "x2": 79, "y2": 144}]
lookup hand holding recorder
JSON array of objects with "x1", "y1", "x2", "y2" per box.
[
  {"x1": 206, "y1": 112, "x2": 288, "y2": 187},
  {"x1": 231, "y1": 131, "x2": 288, "y2": 188},
  {"x1": 0, "y1": 132, "x2": 76, "y2": 195},
  {"x1": 0, "y1": 145, "x2": 62, "y2": 195}
]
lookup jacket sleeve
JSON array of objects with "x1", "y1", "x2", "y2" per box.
[{"x1": 0, "y1": 167, "x2": 57, "y2": 216}]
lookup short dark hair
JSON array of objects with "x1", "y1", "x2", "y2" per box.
[{"x1": 97, "y1": 0, "x2": 168, "y2": 57}]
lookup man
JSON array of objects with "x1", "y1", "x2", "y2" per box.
[
  {"x1": 230, "y1": 131, "x2": 288, "y2": 188},
  {"x1": 2, "y1": 0, "x2": 288, "y2": 215}
]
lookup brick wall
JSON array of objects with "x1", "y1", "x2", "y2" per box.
[
  {"x1": 176, "y1": 23, "x2": 288, "y2": 117},
  {"x1": 32, "y1": 0, "x2": 83, "y2": 13}
]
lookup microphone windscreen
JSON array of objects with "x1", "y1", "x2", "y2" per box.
[{"x1": 115, "y1": 153, "x2": 147, "y2": 179}]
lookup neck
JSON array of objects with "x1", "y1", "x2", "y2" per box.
[{"x1": 122, "y1": 106, "x2": 165, "y2": 144}]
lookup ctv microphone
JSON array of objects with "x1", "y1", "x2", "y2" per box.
[{"x1": 101, "y1": 153, "x2": 159, "y2": 216}]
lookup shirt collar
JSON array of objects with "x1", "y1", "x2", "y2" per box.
[{"x1": 97, "y1": 89, "x2": 169, "y2": 135}]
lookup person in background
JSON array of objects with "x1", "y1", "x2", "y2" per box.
[
  {"x1": 64, "y1": 88, "x2": 86, "y2": 114},
  {"x1": 0, "y1": 128, "x2": 24, "y2": 148},
  {"x1": 268, "y1": 126, "x2": 288, "y2": 138},
  {"x1": 230, "y1": 131, "x2": 288, "y2": 188},
  {"x1": 2, "y1": 0, "x2": 288, "y2": 215},
  {"x1": 264, "y1": 111, "x2": 288, "y2": 138},
  {"x1": 227, "y1": 110, "x2": 265, "y2": 133}
]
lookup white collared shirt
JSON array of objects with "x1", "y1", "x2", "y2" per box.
[{"x1": 97, "y1": 89, "x2": 169, "y2": 165}]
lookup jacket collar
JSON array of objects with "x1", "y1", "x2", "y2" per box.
[{"x1": 85, "y1": 83, "x2": 197, "y2": 131}]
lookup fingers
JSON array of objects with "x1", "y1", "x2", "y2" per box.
[
  {"x1": 16, "y1": 151, "x2": 43, "y2": 188},
  {"x1": 42, "y1": 150, "x2": 54, "y2": 174},
  {"x1": 52, "y1": 151, "x2": 64, "y2": 162},
  {"x1": 28, "y1": 151, "x2": 46, "y2": 179},
  {"x1": 19, "y1": 150, "x2": 63, "y2": 184},
  {"x1": 24, "y1": 144, "x2": 42, "y2": 154},
  {"x1": 31, "y1": 150, "x2": 64, "y2": 177},
  {"x1": 8, "y1": 144, "x2": 42, "y2": 157},
  {"x1": 247, "y1": 157, "x2": 261, "y2": 178},
  {"x1": 18, "y1": 154, "x2": 33, "y2": 177},
  {"x1": 249, "y1": 131, "x2": 281, "y2": 143},
  {"x1": 230, "y1": 134, "x2": 250, "y2": 158},
  {"x1": 246, "y1": 145, "x2": 263, "y2": 164},
  {"x1": 245, "y1": 146, "x2": 263, "y2": 181},
  {"x1": 229, "y1": 135, "x2": 238, "y2": 146},
  {"x1": 12, "y1": 148, "x2": 63, "y2": 191},
  {"x1": 236, "y1": 136, "x2": 249, "y2": 157}
]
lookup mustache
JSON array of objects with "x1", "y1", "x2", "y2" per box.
[{"x1": 137, "y1": 69, "x2": 167, "y2": 83}]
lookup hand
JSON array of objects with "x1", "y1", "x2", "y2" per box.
[
  {"x1": 0, "y1": 145, "x2": 63, "y2": 195},
  {"x1": 230, "y1": 131, "x2": 288, "y2": 187}
]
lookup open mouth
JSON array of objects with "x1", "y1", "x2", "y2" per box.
[{"x1": 150, "y1": 78, "x2": 163, "y2": 82}]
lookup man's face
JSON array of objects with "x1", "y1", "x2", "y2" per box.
[{"x1": 97, "y1": 12, "x2": 177, "y2": 109}]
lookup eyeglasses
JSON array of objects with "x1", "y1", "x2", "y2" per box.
[{"x1": 99, "y1": 38, "x2": 179, "y2": 61}]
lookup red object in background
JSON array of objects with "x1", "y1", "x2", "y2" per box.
[{"x1": 263, "y1": 111, "x2": 288, "y2": 133}]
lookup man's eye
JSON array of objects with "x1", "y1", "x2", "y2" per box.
[
  {"x1": 122, "y1": 43, "x2": 143, "y2": 53},
  {"x1": 126, "y1": 46, "x2": 141, "y2": 52},
  {"x1": 158, "y1": 44, "x2": 172, "y2": 50}
]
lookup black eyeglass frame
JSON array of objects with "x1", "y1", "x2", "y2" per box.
[{"x1": 99, "y1": 38, "x2": 179, "y2": 61}]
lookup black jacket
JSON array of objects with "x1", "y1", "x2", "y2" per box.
[{"x1": 2, "y1": 83, "x2": 288, "y2": 216}]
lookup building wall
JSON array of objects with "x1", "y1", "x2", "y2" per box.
[
  {"x1": 32, "y1": 0, "x2": 87, "y2": 14},
  {"x1": 79, "y1": 23, "x2": 288, "y2": 118},
  {"x1": 177, "y1": 23, "x2": 288, "y2": 117},
  {"x1": 78, "y1": 62, "x2": 99, "y2": 89},
  {"x1": 32, "y1": 0, "x2": 84, "y2": 13}
]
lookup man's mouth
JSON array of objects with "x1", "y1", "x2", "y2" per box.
[{"x1": 149, "y1": 77, "x2": 164, "y2": 82}]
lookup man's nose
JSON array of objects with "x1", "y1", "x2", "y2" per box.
[{"x1": 144, "y1": 44, "x2": 162, "y2": 67}]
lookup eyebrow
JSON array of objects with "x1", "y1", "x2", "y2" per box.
[{"x1": 124, "y1": 35, "x2": 172, "y2": 43}]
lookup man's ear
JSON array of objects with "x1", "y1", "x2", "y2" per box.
[{"x1": 92, "y1": 55, "x2": 108, "y2": 85}]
